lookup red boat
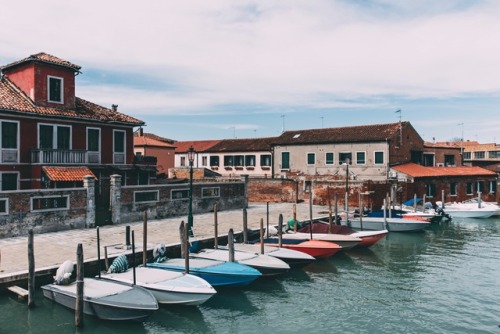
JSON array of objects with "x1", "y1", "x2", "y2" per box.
[
  {"x1": 261, "y1": 239, "x2": 342, "y2": 259},
  {"x1": 297, "y1": 220, "x2": 388, "y2": 248}
]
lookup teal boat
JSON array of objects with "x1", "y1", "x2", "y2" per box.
[{"x1": 148, "y1": 258, "x2": 262, "y2": 288}]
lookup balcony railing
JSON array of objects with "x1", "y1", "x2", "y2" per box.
[{"x1": 31, "y1": 149, "x2": 99, "y2": 164}]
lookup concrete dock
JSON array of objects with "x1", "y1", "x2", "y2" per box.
[{"x1": 0, "y1": 202, "x2": 329, "y2": 288}]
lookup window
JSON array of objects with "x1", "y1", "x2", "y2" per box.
[
  {"x1": 356, "y1": 151, "x2": 366, "y2": 165},
  {"x1": 426, "y1": 183, "x2": 436, "y2": 197},
  {"x1": 260, "y1": 154, "x2": 271, "y2": 167},
  {"x1": 171, "y1": 189, "x2": 189, "y2": 200},
  {"x1": 444, "y1": 155, "x2": 455, "y2": 166},
  {"x1": 234, "y1": 155, "x2": 244, "y2": 166},
  {"x1": 31, "y1": 195, "x2": 69, "y2": 211},
  {"x1": 281, "y1": 152, "x2": 290, "y2": 169},
  {"x1": 474, "y1": 151, "x2": 485, "y2": 159},
  {"x1": 202, "y1": 187, "x2": 220, "y2": 198},
  {"x1": 48, "y1": 76, "x2": 63, "y2": 103},
  {"x1": 202, "y1": 156, "x2": 208, "y2": 166},
  {"x1": 339, "y1": 152, "x2": 352, "y2": 165},
  {"x1": 134, "y1": 190, "x2": 158, "y2": 203},
  {"x1": 466, "y1": 182, "x2": 474, "y2": 195},
  {"x1": 489, "y1": 181, "x2": 496, "y2": 193},
  {"x1": 304, "y1": 181, "x2": 311, "y2": 192},
  {"x1": 113, "y1": 130, "x2": 126, "y2": 164},
  {"x1": 325, "y1": 152, "x2": 334, "y2": 165},
  {"x1": 450, "y1": 182, "x2": 457, "y2": 196},
  {"x1": 210, "y1": 156, "x2": 219, "y2": 167},
  {"x1": 463, "y1": 152, "x2": 471, "y2": 159},
  {"x1": 0, "y1": 198, "x2": 8, "y2": 215},
  {"x1": 1, "y1": 173, "x2": 18, "y2": 191},
  {"x1": 307, "y1": 153, "x2": 315, "y2": 165},
  {"x1": 477, "y1": 181, "x2": 484, "y2": 193},
  {"x1": 224, "y1": 155, "x2": 234, "y2": 167},
  {"x1": 488, "y1": 151, "x2": 500, "y2": 158},
  {"x1": 180, "y1": 156, "x2": 186, "y2": 167},
  {"x1": 87, "y1": 128, "x2": 100, "y2": 163},
  {"x1": 39, "y1": 124, "x2": 71, "y2": 149},
  {"x1": 1, "y1": 120, "x2": 19, "y2": 163},
  {"x1": 423, "y1": 153, "x2": 435, "y2": 166},
  {"x1": 245, "y1": 155, "x2": 256, "y2": 167},
  {"x1": 374, "y1": 151, "x2": 384, "y2": 165}
]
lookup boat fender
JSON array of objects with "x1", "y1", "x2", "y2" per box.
[
  {"x1": 266, "y1": 225, "x2": 278, "y2": 236},
  {"x1": 54, "y1": 260, "x2": 74, "y2": 285},
  {"x1": 152, "y1": 243, "x2": 167, "y2": 263},
  {"x1": 108, "y1": 255, "x2": 129, "y2": 273}
]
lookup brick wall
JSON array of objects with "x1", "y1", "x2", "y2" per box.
[{"x1": 247, "y1": 178, "x2": 298, "y2": 203}]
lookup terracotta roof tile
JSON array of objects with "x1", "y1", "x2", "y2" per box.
[
  {"x1": 174, "y1": 140, "x2": 221, "y2": 153},
  {"x1": 1, "y1": 52, "x2": 81, "y2": 71},
  {"x1": 43, "y1": 166, "x2": 96, "y2": 182},
  {"x1": 208, "y1": 137, "x2": 277, "y2": 152},
  {"x1": 0, "y1": 78, "x2": 144, "y2": 125},
  {"x1": 134, "y1": 136, "x2": 176, "y2": 148},
  {"x1": 273, "y1": 121, "x2": 414, "y2": 145},
  {"x1": 392, "y1": 163, "x2": 497, "y2": 178}
]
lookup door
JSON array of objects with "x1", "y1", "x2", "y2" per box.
[{"x1": 95, "y1": 176, "x2": 111, "y2": 226}]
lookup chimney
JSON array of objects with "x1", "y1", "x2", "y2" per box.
[
  {"x1": 111, "y1": 104, "x2": 118, "y2": 112},
  {"x1": 139, "y1": 127, "x2": 143, "y2": 136}
]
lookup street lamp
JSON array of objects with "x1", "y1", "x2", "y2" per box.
[
  {"x1": 343, "y1": 158, "x2": 350, "y2": 222},
  {"x1": 187, "y1": 146, "x2": 195, "y2": 237}
]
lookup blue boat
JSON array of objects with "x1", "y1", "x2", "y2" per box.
[{"x1": 147, "y1": 258, "x2": 261, "y2": 288}]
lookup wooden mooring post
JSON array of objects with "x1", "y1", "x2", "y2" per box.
[
  {"x1": 143, "y1": 211, "x2": 148, "y2": 266},
  {"x1": 28, "y1": 229, "x2": 35, "y2": 308},
  {"x1": 179, "y1": 221, "x2": 189, "y2": 274},
  {"x1": 228, "y1": 229, "x2": 235, "y2": 262},
  {"x1": 75, "y1": 243, "x2": 84, "y2": 328},
  {"x1": 243, "y1": 207, "x2": 248, "y2": 244},
  {"x1": 213, "y1": 203, "x2": 218, "y2": 249}
]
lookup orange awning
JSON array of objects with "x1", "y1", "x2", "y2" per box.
[{"x1": 43, "y1": 166, "x2": 96, "y2": 182}]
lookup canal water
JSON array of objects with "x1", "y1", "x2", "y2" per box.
[{"x1": 1, "y1": 216, "x2": 499, "y2": 333}]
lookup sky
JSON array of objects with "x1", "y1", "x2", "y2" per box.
[{"x1": 2, "y1": 0, "x2": 500, "y2": 143}]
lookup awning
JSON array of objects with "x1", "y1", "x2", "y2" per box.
[{"x1": 42, "y1": 166, "x2": 97, "y2": 182}]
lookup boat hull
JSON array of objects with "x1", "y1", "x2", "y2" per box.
[
  {"x1": 42, "y1": 278, "x2": 158, "y2": 321},
  {"x1": 262, "y1": 239, "x2": 341, "y2": 258},
  {"x1": 348, "y1": 218, "x2": 430, "y2": 232},
  {"x1": 148, "y1": 259, "x2": 261, "y2": 287},
  {"x1": 228, "y1": 244, "x2": 316, "y2": 268}
]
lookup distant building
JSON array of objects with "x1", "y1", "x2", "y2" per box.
[{"x1": 134, "y1": 130, "x2": 176, "y2": 177}]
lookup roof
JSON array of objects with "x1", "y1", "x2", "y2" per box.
[
  {"x1": 134, "y1": 135, "x2": 176, "y2": 148},
  {"x1": 0, "y1": 77, "x2": 144, "y2": 125},
  {"x1": 208, "y1": 137, "x2": 277, "y2": 152},
  {"x1": 392, "y1": 163, "x2": 497, "y2": 178},
  {"x1": 43, "y1": 166, "x2": 96, "y2": 182},
  {"x1": 135, "y1": 132, "x2": 175, "y2": 144},
  {"x1": 1, "y1": 52, "x2": 81, "y2": 72},
  {"x1": 174, "y1": 140, "x2": 221, "y2": 153},
  {"x1": 273, "y1": 121, "x2": 414, "y2": 145}
]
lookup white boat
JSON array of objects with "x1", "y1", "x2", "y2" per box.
[
  {"x1": 42, "y1": 278, "x2": 159, "y2": 321},
  {"x1": 437, "y1": 202, "x2": 498, "y2": 219},
  {"x1": 100, "y1": 266, "x2": 216, "y2": 305},
  {"x1": 280, "y1": 231, "x2": 361, "y2": 249},
  {"x1": 347, "y1": 217, "x2": 430, "y2": 232},
  {"x1": 220, "y1": 243, "x2": 316, "y2": 268},
  {"x1": 190, "y1": 248, "x2": 290, "y2": 276}
]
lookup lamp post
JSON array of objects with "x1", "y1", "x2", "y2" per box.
[
  {"x1": 343, "y1": 158, "x2": 350, "y2": 222},
  {"x1": 187, "y1": 146, "x2": 195, "y2": 237}
]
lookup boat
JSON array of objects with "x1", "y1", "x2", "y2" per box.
[
  {"x1": 189, "y1": 248, "x2": 290, "y2": 276},
  {"x1": 280, "y1": 231, "x2": 361, "y2": 249},
  {"x1": 220, "y1": 243, "x2": 316, "y2": 268},
  {"x1": 297, "y1": 220, "x2": 388, "y2": 248},
  {"x1": 436, "y1": 200, "x2": 498, "y2": 219},
  {"x1": 100, "y1": 265, "x2": 216, "y2": 306},
  {"x1": 42, "y1": 278, "x2": 159, "y2": 321},
  {"x1": 147, "y1": 257, "x2": 262, "y2": 288},
  {"x1": 348, "y1": 217, "x2": 430, "y2": 232},
  {"x1": 261, "y1": 238, "x2": 342, "y2": 258}
]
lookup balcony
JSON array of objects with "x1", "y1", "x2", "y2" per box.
[{"x1": 31, "y1": 149, "x2": 96, "y2": 164}]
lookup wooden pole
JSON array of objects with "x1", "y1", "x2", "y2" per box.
[
  {"x1": 328, "y1": 187, "x2": 333, "y2": 234},
  {"x1": 414, "y1": 193, "x2": 417, "y2": 212},
  {"x1": 96, "y1": 227, "x2": 101, "y2": 278},
  {"x1": 442, "y1": 190, "x2": 445, "y2": 209},
  {"x1": 422, "y1": 194, "x2": 426, "y2": 212},
  {"x1": 143, "y1": 211, "x2": 147, "y2": 266},
  {"x1": 75, "y1": 243, "x2": 84, "y2": 328},
  {"x1": 180, "y1": 221, "x2": 187, "y2": 259},
  {"x1": 131, "y1": 231, "x2": 136, "y2": 285},
  {"x1": 104, "y1": 246, "x2": 109, "y2": 271},
  {"x1": 228, "y1": 229, "x2": 235, "y2": 262},
  {"x1": 359, "y1": 193, "x2": 364, "y2": 231},
  {"x1": 260, "y1": 218, "x2": 264, "y2": 255},
  {"x1": 266, "y1": 202, "x2": 270, "y2": 238},
  {"x1": 179, "y1": 221, "x2": 189, "y2": 274},
  {"x1": 334, "y1": 193, "x2": 339, "y2": 226},
  {"x1": 243, "y1": 207, "x2": 248, "y2": 244},
  {"x1": 213, "y1": 203, "x2": 218, "y2": 249},
  {"x1": 27, "y1": 229, "x2": 35, "y2": 308},
  {"x1": 278, "y1": 214, "x2": 283, "y2": 248},
  {"x1": 309, "y1": 190, "x2": 313, "y2": 240},
  {"x1": 383, "y1": 198, "x2": 388, "y2": 229},
  {"x1": 293, "y1": 204, "x2": 297, "y2": 233}
]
